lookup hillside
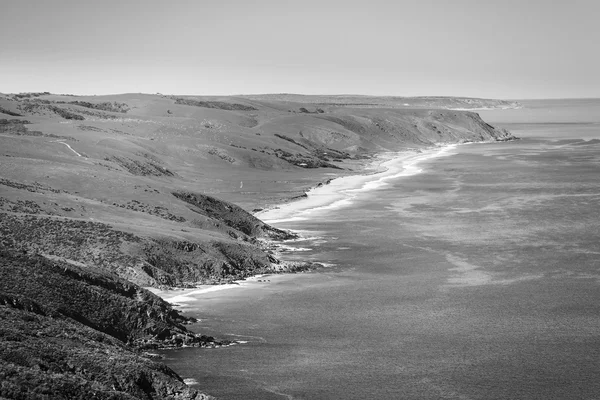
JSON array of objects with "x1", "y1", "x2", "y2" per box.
[
  {"x1": 0, "y1": 92, "x2": 516, "y2": 398},
  {"x1": 0, "y1": 249, "x2": 216, "y2": 400},
  {"x1": 0, "y1": 92, "x2": 515, "y2": 286}
]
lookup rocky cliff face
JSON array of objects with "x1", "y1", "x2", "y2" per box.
[{"x1": 0, "y1": 250, "x2": 214, "y2": 399}]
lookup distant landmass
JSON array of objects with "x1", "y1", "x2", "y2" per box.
[
  {"x1": 0, "y1": 92, "x2": 516, "y2": 399},
  {"x1": 237, "y1": 93, "x2": 521, "y2": 110}
]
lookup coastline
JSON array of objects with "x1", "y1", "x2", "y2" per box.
[
  {"x1": 257, "y1": 143, "x2": 458, "y2": 224},
  {"x1": 0, "y1": 92, "x2": 523, "y2": 399},
  {"x1": 146, "y1": 273, "x2": 306, "y2": 313},
  {"x1": 146, "y1": 273, "x2": 273, "y2": 308},
  {"x1": 151, "y1": 142, "x2": 462, "y2": 308},
  {"x1": 149, "y1": 140, "x2": 480, "y2": 398}
]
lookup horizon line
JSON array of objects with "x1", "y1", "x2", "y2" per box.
[{"x1": 2, "y1": 91, "x2": 600, "y2": 102}]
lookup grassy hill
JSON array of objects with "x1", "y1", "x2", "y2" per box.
[
  {"x1": 0, "y1": 92, "x2": 515, "y2": 286},
  {"x1": 0, "y1": 92, "x2": 516, "y2": 398}
]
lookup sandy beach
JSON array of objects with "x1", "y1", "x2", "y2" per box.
[
  {"x1": 257, "y1": 144, "x2": 458, "y2": 224},
  {"x1": 146, "y1": 274, "x2": 278, "y2": 310}
]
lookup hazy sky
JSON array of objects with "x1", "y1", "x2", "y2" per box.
[{"x1": 1, "y1": 0, "x2": 599, "y2": 98}]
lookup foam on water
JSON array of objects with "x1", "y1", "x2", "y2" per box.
[
  {"x1": 259, "y1": 144, "x2": 457, "y2": 224},
  {"x1": 277, "y1": 245, "x2": 312, "y2": 252},
  {"x1": 164, "y1": 285, "x2": 243, "y2": 303},
  {"x1": 148, "y1": 274, "x2": 276, "y2": 304}
]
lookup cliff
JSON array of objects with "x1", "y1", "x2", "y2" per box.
[{"x1": 0, "y1": 250, "x2": 215, "y2": 399}]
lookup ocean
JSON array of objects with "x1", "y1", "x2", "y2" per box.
[{"x1": 160, "y1": 99, "x2": 600, "y2": 399}]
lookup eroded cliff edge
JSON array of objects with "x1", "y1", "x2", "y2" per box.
[{"x1": 0, "y1": 93, "x2": 517, "y2": 398}]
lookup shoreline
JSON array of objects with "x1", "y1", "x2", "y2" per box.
[
  {"x1": 151, "y1": 142, "x2": 463, "y2": 307},
  {"x1": 146, "y1": 273, "x2": 273, "y2": 306},
  {"x1": 257, "y1": 143, "x2": 458, "y2": 224},
  {"x1": 0, "y1": 91, "x2": 523, "y2": 399}
]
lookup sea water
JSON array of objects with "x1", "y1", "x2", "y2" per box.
[{"x1": 161, "y1": 100, "x2": 600, "y2": 399}]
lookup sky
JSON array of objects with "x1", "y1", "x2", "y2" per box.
[{"x1": 1, "y1": 0, "x2": 599, "y2": 99}]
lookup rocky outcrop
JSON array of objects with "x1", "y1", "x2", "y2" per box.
[
  {"x1": 1, "y1": 250, "x2": 192, "y2": 344},
  {"x1": 0, "y1": 249, "x2": 214, "y2": 399},
  {"x1": 0, "y1": 305, "x2": 213, "y2": 400}
]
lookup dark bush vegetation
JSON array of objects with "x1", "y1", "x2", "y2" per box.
[
  {"x1": 111, "y1": 200, "x2": 186, "y2": 222},
  {"x1": 174, "y1": 98, "x2": 257, "y2": 111},
  {"x1": 274, "y1": 133, "x2": 309, "y2": 149},
  {"x1": 0, "y1": 250, "x2": 216, "y2": 400},
  {"x1": 0, "y1": 213, "x2": 140, "y2": 271},
  {"x1": 273, "y1": 149, "x2": 343, "y2": 169},
  {"x1": 48, "y1": 105, "x2": 85, "y2": 120},
  {"x1": 106, "y1": 156, "x2": 175, "y2": 176},
  {"x1": 60, "y1": 101, "x2": 130, "y2": 113},
  {"x1": 17, "y1": 102, "x2": 85, "y2": 120},
  {"x1": 0, "y1": 118, "x2": 76, "y2": 140},
  {"x1": 0, "y1": 250, "x2": 191, "y2": 342},
  {"x1": 0, "y1": 249, "x2": 215, "y2": 399},
  {"x1": 0, "y1": 178, "x2": 61, "y2": 193},
  {"x1": 298, "y1": 107, "x2": 325, "y2": 114},
  {"x1": 13, "y1": 92, "x2": 51, "y2": 99},
  {"x1": 0, "y1": 106, "x2": 22, "y2": 116},
  {"x1": 273, "y1": 133, "x2": 350, "y2": 164},
  {"x1": 172, "y1": 191, "x2": 294, "y2": 240}
]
